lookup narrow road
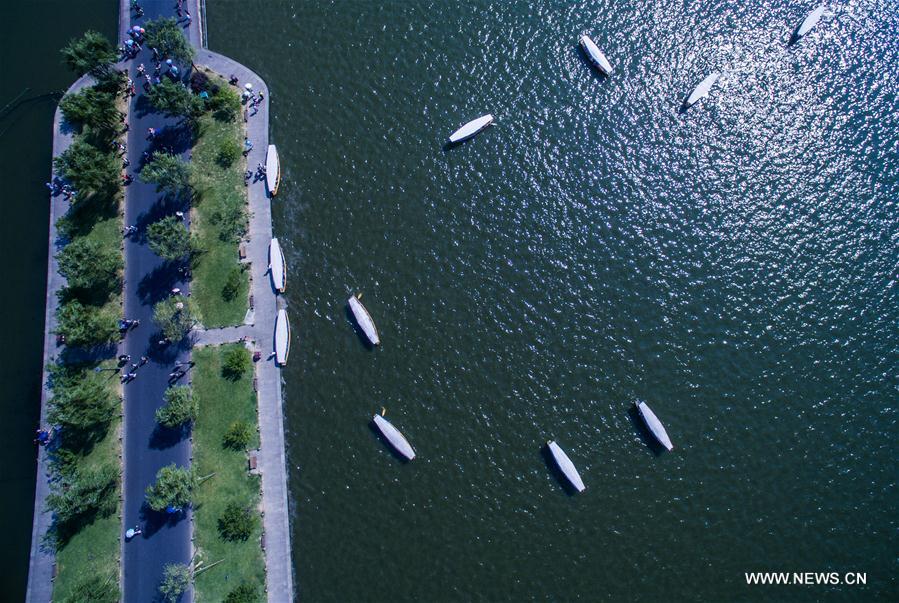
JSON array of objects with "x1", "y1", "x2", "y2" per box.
[{"x1": 121, "y1": 1, "x2": 202, "y2": 601}]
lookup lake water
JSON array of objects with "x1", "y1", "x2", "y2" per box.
[
  {"x1": 6, "y1": 0, "x2": 896, "y2": 600},
  {"x1": 205, "y1": 1, "x2": 898, "y2": 601}
]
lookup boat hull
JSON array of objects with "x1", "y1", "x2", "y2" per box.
[
  {"x1": 636, "y1": 401, "x2": 674, "y2": 451},
  {"x1": 266, "y1": 144, "x2": 281, "y2": 196},
  {"x1": 686, "y1": 73, "x2": 720, "y2": 106},
  {"x1": 275, "y1": 308, "x2": 290, "y2": 365},
  {"x1": 797, "y1": 6, "x2": 825, "y2": 37},
  {"x1": 373, "y1": 414, "x2": 416, "y2": 460},
  {"x1": 579, "y1": 35, "x2": 613, "y2": 75},
  {"x1": 348, "y1": 296, "x2": 380, "y2": 346},
  {"x1": 449, "y1": 114, "x2": 494, "y2": 143},
  {"x1": 547, "y1": 440, "x2": 586, "y2": 492},
  {"x1": 269, "y1": 238, "x2": 286, "y2": 293}
]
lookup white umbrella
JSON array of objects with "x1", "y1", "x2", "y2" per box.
[{"x1": 245, "y1": 83, "x2": 253, "y2": 91}]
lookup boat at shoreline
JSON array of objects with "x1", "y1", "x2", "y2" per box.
[
  {"x1": 266, "y1": 144, "x2": 281, "y2": 196},
  {"x1": 579, "y1": 34, "x2": 613, "y2": 75},
  {"x1": 796, "y1": 6, "x2": 825, "y2": 38},
  {"x1": 373, "y1": 413, "x2": 416, "y2": 460},
  {"x1": 634, "y1": 400, "x2": 674, "y2": 451},
  {"x1": 448, "y1": 114, "x2": 494, "y2": 144},
  {"x1": 685, "y1": 72, "x2": 720, "y2": 107},
  {"x1": 275, "y1": 308, "x2": 290, "y2": 365},
  {"x1": 348, "y1": 294, "x2": 380, "y2": 346},
  {"x1": 547, "y1": 440, "x2": 586, "y2": 492},
  {"x1": 269, "y1": 237, "x2": 286, "y2": 293}
]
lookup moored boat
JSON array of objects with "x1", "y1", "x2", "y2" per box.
[
  {"x1": 274, "y1": 308, "x2": 290, "y2": 365},
  {"x1": 373, "y1": 413, "x2": 416, "y2": 460},
  {"x1": 634, "y1": 400, "x2": 674, "y2": 451},
  {"x1": 796, "y1": 5, "x2": 825, "y2": 38},
  {"x1": 578, "y1": 34, "x2": 613, "y2": 75},
  {"x1": 685, "y1": 72, "x2": 720, "y2": 107},
  {"x1": 448, "y1": 114, "x2": 494, "y2": 144},
  {"x1": 269, "y1": 237, "x2": 286, "y2": 293},
  {"x1": 266, "y1": 144, "x2": 281, "y2": 197},
  {"x1": 547, "y1": 440, "x2": 586, "y2": 492},
  {"x1": 348, "y1": 294, "x2": 380, "y2": 346}
]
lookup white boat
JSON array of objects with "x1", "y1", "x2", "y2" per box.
[
  {"x1": 348, "y1": 294, "x2": 380, "y2": 346},
  {"x1": 266, "y1": 144, "x2": 281, "y2": 196},
  {"x1": 579, "y1": 35, "x2": 613, "y2": 75},
  {"x1": 448, "y1": 114, "x2": 494, "y2": 144},
  {"x1": 635, "y1": 401, "x2": 674, "y2": 451},
  {"x1": 373, "y1": 414, "x2": 416, "y2": 460},
  {"x1": 274, "y1": 308, "x2": 290, "y2": 365},
  {"x1": 269, "y1": 237, "x2": 286, "y2": 293},
  {"x1": 685, "y1": 72, "x2": 720, "y2": 107},
  {"x1": 797, "y1": 6, "x2": 825, "y2": 38},
  {"x1": 547, "y1": 440, "x2": 585, "y2": 492}
]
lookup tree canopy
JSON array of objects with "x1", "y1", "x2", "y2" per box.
[
  {"x1": 48, "y1": 366, "x2": 118, "y2": 445},
  {"x1": 147, "y1": 77, "x2": 203, "y2": 119},
  {"x1": 223, "y1": 420, "x2": 253, "y2": 450},
  {"x1": 224, "y1": 583, "x2": 260, "y2": 603},
  {"x1": 144, "y1": 18, "x2": 195, "y2": 66},
  {"x1": 56, "y1": 237, "x2": 122, "y2": 297},
  {"x1": 218, "y1": 502, "x2": 257, "y2": 542},
  {"x1": 159, "y1": 563, "x2": 191, "y2": 603},
  {"x1": 146, "y1": 464, "x2": 195, "y2": 512},
  {"x1": 56, "y1": 300, "x2": 119, "y2": 348},
  {"x1": 155, "y1": 385, "x2": 197, "y2": 428},
  {"x1": 60, "y1": 30, "x2": 117, "y2": 77},
  {"x1": 153, "y1": 296, "x2": 200, "y2": 341},
  {"x1": 141, "y1": 152, "x2": 192, "y2": 196},
  {"x1": 59, "y1": 87, "x2": 120, "y2": 145},
  {"x1": 147, "y1": 215, "x2": 191, "y2": 260},
  {"x1": 54, "y1": 139, "x2": 120, "y2": 205},
  {"x1": 46, "y1": 463, "x2": 118, "y2": 528},
  {"x1": 222, "y1": 346, "x2": 251, "y2": 380}
]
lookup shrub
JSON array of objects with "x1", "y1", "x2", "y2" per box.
[
  {"x1": 223, "y1": 420, "x2": 253, "y2": 450},
  {"x1": 222, "y1": 266, "x2": 244, "y2": 302},
  {"x1": 222, "y1": 346, "x2": 251, "y2": 380},
  {"x1": 225, "y1": 583, "x2": 260, "y2": 603},
  {"x1": 216, "y1": 138, "x2": 241, "y2": 167},
  {"x1": 218, "y1": 502, "x2": 257, "y2": 542},
  {"x1": 155, "y1": 386, "x2": 197, "y2": 428},
  {"x1": 208, "y1": 85, "x2": 241, "y2": 122},
  {"x1": 145, "y1": 464, "x2": 194, "y2": 512}
]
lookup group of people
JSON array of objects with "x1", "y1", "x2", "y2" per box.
[
  {"x1": 45, "y1": 177, "x2": 75, "y2": 200},
  {"x1": 118, "y1": 353, "x2": 150, "y2": 383},
  {"x1": 245, "y1": 162, "x2": 267, "y2": 185}
]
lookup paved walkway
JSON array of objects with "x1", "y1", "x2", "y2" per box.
[{"x1": 24, "y1": 72, "x2": 93, "y2": 603}]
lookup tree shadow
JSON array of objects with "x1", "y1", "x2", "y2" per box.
[
  {"x1": 137, "y1": 261, "x2": 185, "y2": 305},
  {"x1": 139, "y1": 503, "x2": 188, "y2": 539},
  {"x1": 150, "y1": 122, "x2": 193, "y2": 156},
  {"x1": 149, "y1": 423, "x2": 189, "y2": 450}
]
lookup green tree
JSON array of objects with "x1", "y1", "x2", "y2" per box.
[
  {"x1": 57, "y1": 237, "x2": 122, "y2": 296},
  {"x1": 210, "y1": 191, "x2": 247, "y2": 242},
  {"x1": 222, "y1": 346, "x2": 251, "y2": 380},
  {"x1": 64, "y1": 572, "x2": 119, "y2": 603},
  {"x1": 147, "y1": 78, "x2": 201, "y2": 118},
  {"x1": 46, "y1": 464, "x2": 118, "y2": 527},
  {"x1": 223, "y1": 420, "x2": 253, "y2": 450},
  {"x1": 159, "y1": 563, "x2": 191, "y2": 603},
  {"x1": 48, "y1": 367, "x2": 118, "y2": 445},
  {"x1": 141, "y1": 152, "x2": 192, "y2": 195},
  {"x1": 147, "y1": 215, "x2": 190, "y2": 260},
  {"x1": 54, "y1": 140, "x2": 120, "y2": 205},
  {"x1": 56, "y1": 300, "x2": 119, "y2": 347},
  {"x1": 218, "y1": 502, "x2": 258, "y2": 541},
  {"x1": 155, "y1": 385, "x2": 197, "y2": 428},
  {"x1": 208, "y1": 84, "x2": 241, "y2": 122},
  {"x1": 59, "y1": 87, "x2": 120, "y2": 145},
  {"x1": 153, "y1": 297, "x2": 200, "y2": 341},
  {"x1": 146, "y1": 464, "x2": 194, "y2": 512},
  {"x1": 216, "y1": 138, "x2": 241, "y2": 167},
  {"x1": 144, "y1": 18, "x2": 195, "y2": 66},
  {"x1": 225, "y1": 582, "x2": 260, "y2": 603},
  {"x1": 60, "y1": 30, "x2": 117, "y2": 77}
]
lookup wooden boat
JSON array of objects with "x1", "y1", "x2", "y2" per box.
[
  {"x1": 635, "y1": 401, "x2": 674, "y2": 451},
  {"x1": 348, "y1": 294, "x2": 380, "y2": 346},
  {"x1": 373, "y1": 413, "x2": 416, "y2": 460},
  {"x1": 685, "y1": 72, "x2": 720, "y2": 107},
  {"x1": 274, "y1": 308, "x2": 290, "y2": 365},
  {"x1": 448, "y1": 114, "x2": 494, "y2": 144},
  {"x1": 269, "y1": 237, "x2": 286, "y2": 293},
  {"x1": 797, "y1": 6, "x2": 825, "y2": 38},
  {"x1": 547, "y1": 440, "x2": 585, "y2": 492},
  {"x1": 578, "y1": 35, "x2": 613, "y2": 75},
  {"x1": 266, "y1": 144, "x2": 281, "y2": 197}
]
